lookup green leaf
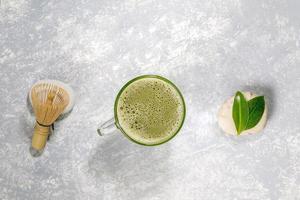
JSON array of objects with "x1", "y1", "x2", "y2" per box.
[
  {"x1": 246, "y1": 96, "x2": 265, "y2": 129},
  {"x1": 232, "y1": 91, "x2": 249, "y2": 135}
]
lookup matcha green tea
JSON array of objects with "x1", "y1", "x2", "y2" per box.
[{"x1": 115, "y1": 76, "x2": 185, "y2": 145}]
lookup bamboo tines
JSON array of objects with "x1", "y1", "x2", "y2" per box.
[{"x1": 31, "y1": 83, "x2": 70, "y2": 126}]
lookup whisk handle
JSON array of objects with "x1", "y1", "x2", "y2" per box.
[{"x1": 31, "y1": 123, "x2": 50, "y2": 150}]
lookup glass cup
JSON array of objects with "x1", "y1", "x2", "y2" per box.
[{"x1": 97, "y1": 75, "x2": 186, "y2": 146}]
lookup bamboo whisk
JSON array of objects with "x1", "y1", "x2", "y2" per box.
[{"x1": 31, "y1": 83, "x2": 70, "y2": 151}]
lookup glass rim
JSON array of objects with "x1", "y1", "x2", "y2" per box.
[{"x1": 114, "y1": 74, "x2": 186, "y2": 146}]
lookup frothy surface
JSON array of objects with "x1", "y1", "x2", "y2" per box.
[{"x1": 116, "y1": 77, "x2": 185, "y2": 145}]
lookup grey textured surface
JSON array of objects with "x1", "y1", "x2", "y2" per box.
[{"x1": 1, "y1": 0, "x2": 300, "y2": 199}]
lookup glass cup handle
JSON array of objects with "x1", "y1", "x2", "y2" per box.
[{"x1": 97, "y1": 117, "x2": 117, "y2": 136}]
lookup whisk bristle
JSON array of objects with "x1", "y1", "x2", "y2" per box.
[{"x1": 31, "y1": 83, "x2": 70, "y2": 126}]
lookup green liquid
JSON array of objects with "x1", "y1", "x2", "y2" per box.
[{"x1": 116, "y1": 77, "x2": 185, "y2": 145}]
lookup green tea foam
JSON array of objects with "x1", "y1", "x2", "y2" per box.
[{"x1": 116, "y1": 77, "x2": 185, "y2": 145}]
